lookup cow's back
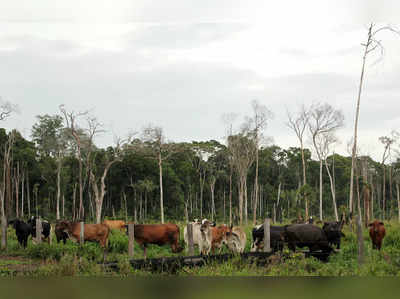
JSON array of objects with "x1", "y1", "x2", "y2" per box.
[{"x1": 102, "y1": 220, "x2": 126, "y2": 231}]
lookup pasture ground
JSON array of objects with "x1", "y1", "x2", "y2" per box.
[{"x1": 1, "y1": 220, "x2": 400, "y2": 276}]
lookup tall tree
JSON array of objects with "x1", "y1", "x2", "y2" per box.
[
  {"x1": 31, "y1": 114, "x2": 68, "y2": 220},
  {"x1": 308, "y1": 102, "x2": 344, "y2": 220},
  {"x1": 248, "y1": 100, "x2": 273, "y2": 224},
  {"x1": 378, "y1": 134, "x2": 395, "y2": 219},
  {"x1": 141, "y1": 125, "x2": 181, "y2": 223},
  {"x1": 287, "y1": 104, "x2": 311, "y2": 219},
  {"x1": 228, "y1": 131, "x2": 256, "y2": 225},
  {"x1": 349, "y1": 23, "x2": 399, "y2": 219}
]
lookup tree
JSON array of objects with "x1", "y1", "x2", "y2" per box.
[
  {"x1": 318, "y1": 132, "x2": 340, "y2": 220},
  {"x1": 247, "y1": 100, "x2": 273, "y2": 224},
  {"x1": 228, "y1": 130, "x2": 256, "y2": 225},
  {"x1": 141, "y1": 125, "x2": 181, "y2": 223},
  {"x1": 31, "y1": 114, "x2": 68, "y2": 220},
  {"x1": 308, "y1": 102, "x2": 344, "y2": 220},
  {"x1": 287, "y1": 104, "x2": 311, "y2": 219},
  {"x1": 379, "y1": 134, "x2": 395, "y2": 219},
  {"x1": 60, "y1": 105, "x2": 90, "y2": 220},
  {"x1": 349, "y1": 23, "x2": 400, "y2": 220}
]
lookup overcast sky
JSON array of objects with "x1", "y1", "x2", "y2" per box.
[{"x1": 1, "y1": 0, "x2": 399, "y2": 161}]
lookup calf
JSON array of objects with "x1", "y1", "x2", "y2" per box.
[
  {"x1": 102, "y1": 219, "x2": 126, "y2": 232},
  {"x1": 57, "y1": 221, "x2": 110, "y2": 248},
  {"x1": 368, "y1": 220, "x2": 386, "y2": 250},
  {"x1": 128, "y1": 223, "x2": 183, "y2": 258},
  {"x1": 8, "y1": 219, "x2": 32, "y2": 248},
  {"x1": 28, "y1": 216, "x2": 51, "y2": 244},
  {"x1": 226, "y1": 226, "x2": 247, "y2": 253},
  {"x1": 55, "y1": 221, "x2": 69, "y2": 244}
]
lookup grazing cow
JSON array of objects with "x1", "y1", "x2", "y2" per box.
[
  {"x1": 250, "y1": 224, "x2": 285, "y2": 252},
  {"x1": 322, "y1": 221, "x2": 345, "y2": 250},
  {"x1": 8, "y1": 219, "x2": 32, "y2": 248},
  {"x1": 28, "y1": 216, "x2": 51, "y2": 244},
  {"x1": 128, "y1": 223, "x2": 183, "y2": 258},
  {"x1": 199, "y1": 221, "x2": 229, "y2": 255},
  {"x1": 56, "y1": 221, "x2": 110, "y2": 248},
  {"x1": 368, "y1": 220, "x2": 386, "y2": 250},
  {"x1": 102, "y1": 219, "x2": 126, "y2": 232},
  {"x1": 55, "y1": 221, "x2": 69, "y2": 244},
  {"x1": 226, "y1": 226, "x2": 247, "y2": 253},
  {"x1": 281, "y1": 224, "x2": 333, "y2": 254}
]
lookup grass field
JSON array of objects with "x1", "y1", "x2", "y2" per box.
[{"x1": 1, "y1": 221, "x2": 400, "y2": 276}]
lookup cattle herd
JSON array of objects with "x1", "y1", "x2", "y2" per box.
[{"x1": 6, "y1": 216, "x2": 387, "y2": 262}]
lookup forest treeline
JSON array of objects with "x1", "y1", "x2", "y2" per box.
[{"x1": 0, "y1": 102, "x2": 399, "y2": 227}]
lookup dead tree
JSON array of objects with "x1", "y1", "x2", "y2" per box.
[
  {"x1": 308, "y1": 102, "x2": 344, "y2": 221},
  {"x1": 349, "y1": 23, "x2": 400, "y2": 220},
  {"x1": 287, "y1": 105, "x2": 311, "y2": 219}
]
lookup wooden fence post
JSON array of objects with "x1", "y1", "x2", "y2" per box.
[
  {"x1": 357, "y1": 215, "x2": 364, "y2": 265},
  {"x1": 36, "y1": 218, "x2": 42, "y2": 244},
  {"x1": 128, "y1": 223, "x2": 135, "y2": 258},
  {"x1": 1, "y1": 215, "x2": 7, "y2": 250},
  {"x1": 80, "y1": 221, "x2": 84, "y2": 245},
  {"x1": 264, "y1": 218, "x2": 271, "y2": 253},
  {"x1": 187, "y1": 223, "x2": 194, "y2": 256}
]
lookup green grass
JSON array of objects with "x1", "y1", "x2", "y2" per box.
[{"x1": 2, "y1": 221, "x2": 400, "y2": 276}]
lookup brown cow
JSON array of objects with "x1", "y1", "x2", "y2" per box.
[
  {"x1": 57, "y1": 221, "x2": 110, "y2": 248},
  {"x1": 102, "y1": 219, "x2": 126, "y2": 232},
  {"x1": 368, "y1": 220, "x2": 386, "y2": 250},
  {"x1": 129, "y1": 223, "x2": 183, "y2": 258}
]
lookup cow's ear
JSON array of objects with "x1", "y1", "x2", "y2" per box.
[
  {"x1": 368, "y1": 223, "x2": 373, "y2": 227},
  {"x1": 379, "y1": 222, "x2": 384, "y2": 226}
]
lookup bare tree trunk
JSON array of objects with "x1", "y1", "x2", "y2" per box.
[
  {"x1": 382, "y1": 165, "x2": 386, "y2": 220},
  {"x1": 244, "y1": 178, "x2": 248, "y2": 225},
  {"x1": 324, "y1": 159, "x2": 338, "y2": 221},
  {"x1": 210, "y1": 178, "x2": 216, "y2": 221},
  {"x1": 300, "y1": 140, "x2": 308, "y2": 220},
  {"x1": 158, "y1": 152, "x2": 164, "y2": 224},
  {"x1": 72, "y1": 183, "x2": 77, "y2": 221},
  {"x1": 389, "y1": 166, "x2": 393, "y2": 219},
  {"x1": 62, "y1": 194, "x2": 65, "y2": 218},
  {"x1": 26, "y1": 173, "x2": 31, "y2": 218},
  {"x1": 350, "y1": 24, "x2": 373, "y2": 219},
  {"x1": 319, "y1": 159, "x2": 323, "y2": 221},
  {"x1": 253, "y1": 143, "x2": 259, "y2": 225},
  {"x1": 229, "y1": 169, "x2": 232, "y2": 226},
  {"x1": 21, "y1": 170, "x2": 24, "y2": 217},
  {"x1": 56, "y1": 157, "x2": 61, "y2": 220}
]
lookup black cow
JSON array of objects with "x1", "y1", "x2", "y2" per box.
[
  {"x1": 55, "y1": 221, "x2": 69, "y2": 244},
  {"x1": 8, "y1": 219, "x2": 32, "y2": 248},
  {"x1": 322, "y1": 221, "x2": 345, "y2": 250},
  {"x1": 282, "y1": 224, "x2": 333, "y2": 254},
  {"x1": 28, "y1": 216, "x2": 51, "y2": 244},
  {"x1": 250, "y1": 224, "x2": 285, "y2": 252}
]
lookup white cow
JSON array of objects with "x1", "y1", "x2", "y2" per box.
[{"x1": 226, "y1": 226, "x2": 247, "y2": 253}]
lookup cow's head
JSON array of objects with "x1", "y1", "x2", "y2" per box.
[
  {"x1": 323, "y1": 221, "x2": 345, "y2": 236},
  {"x1": 368, "y1": 221, "x2": 384, "y2": 233},
  {"x1": 57, "y1": 220, "x2": 72, "y2": 233}
]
